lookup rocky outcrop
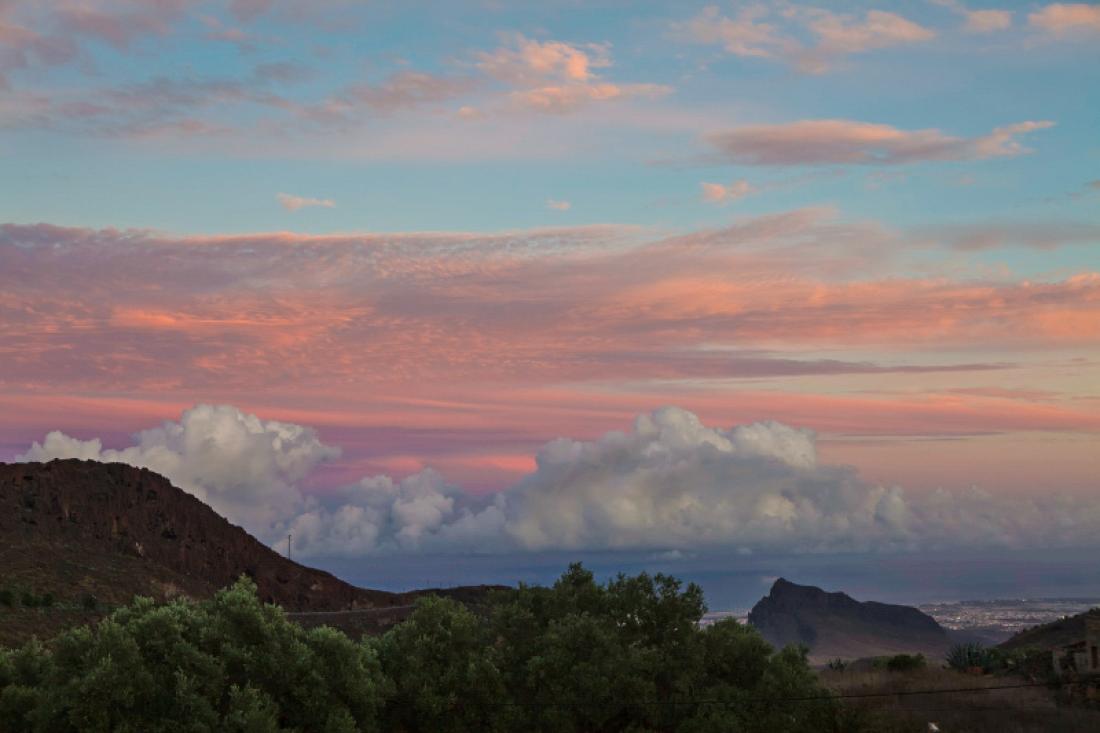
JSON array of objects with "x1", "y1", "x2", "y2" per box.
[{"x1": 748, "y1": 578, "x2": 951, "y2": 661}]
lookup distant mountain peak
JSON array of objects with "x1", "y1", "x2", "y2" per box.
[{"x1": 748, "y1": 578, "x2": 950, "y2": 662}]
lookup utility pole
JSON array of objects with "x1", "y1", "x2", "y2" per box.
[{"x1": 287, "y1": 533, "x2": 292, "y2": 561}]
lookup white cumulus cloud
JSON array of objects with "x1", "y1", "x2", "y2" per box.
[{"x1": 19, "y1": 404, "x2": 1100, "y2": 558}]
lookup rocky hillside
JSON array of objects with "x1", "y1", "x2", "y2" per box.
[
  {"x1": 0, "y1": 459, "x2": 502, "y2": 645},
  {"x1": 748, "y1": 578, "x2": 952, "y2": 663}
]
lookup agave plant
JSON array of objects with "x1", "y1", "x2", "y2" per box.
[{"x1": 946, "y1": 642, "x2": 995, "y2": 672}]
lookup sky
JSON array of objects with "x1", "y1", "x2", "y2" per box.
[{"x1": 2, "y1": 0, "x2": 1099, "y2": 604}]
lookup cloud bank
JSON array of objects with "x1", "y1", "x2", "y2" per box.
[{"x1": 20, "y1": 405, "x2": 1100, "y2": 558}]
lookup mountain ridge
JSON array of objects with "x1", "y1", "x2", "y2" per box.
[{"x1": 747, "y1": 577, "x2": 952, "y2": 662}]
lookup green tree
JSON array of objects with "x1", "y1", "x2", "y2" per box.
[
  {"x1": 375, "y1": 595, "x2": 502, "y2": 733},
  {"x1": 0, "y1": 578, "x2": 388, "y2": 732}
]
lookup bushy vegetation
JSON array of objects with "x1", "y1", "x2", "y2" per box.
[
  {"x1": 0, "y1": 564, "x2": 841, "y2": 733},
  {"x1": 881, "y1": 653, "x2": 925, "y2": 673}
]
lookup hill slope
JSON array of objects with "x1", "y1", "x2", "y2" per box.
[
  {"x1": 1000, "y1": 607, "x2": 1100, "y2": 652},
  {"x1": 0, "y1": 459, "x2": 501, "y2": 645},
  {"x1": 748, "y1": 578, "x2": 952, "y2": 662}
]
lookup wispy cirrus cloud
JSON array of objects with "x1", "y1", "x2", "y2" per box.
[{"x1": 706, "y1": 119, "x2": 1054, "y2": 166}]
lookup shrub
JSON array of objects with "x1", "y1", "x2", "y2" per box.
[
  {"x1": 826, "y1": 658, "x2": 848, "y2": 672},
  {"x1": 885, "y1": 653, "x2": 926, "y2": 672},
  {"x1": 18, "y1": 593, "x2": 36, "y2": 609},
  {"x1": 39, "y1": 594, "x2": 54, "y2": 609},
  {"x1": 80, "y1": 594, "x2": 98, "y2": 612},
  {"x1": 0, "y1": 590, "x2": 12, "y2": 608}
]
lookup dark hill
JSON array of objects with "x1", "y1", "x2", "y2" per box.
[
  {"x1": 0, "y1": 459, "x2": 503, "y2": 646},
  {"x1": 1000, "y1": 607, "x2": 1100, "y2": 652},
  {"x1": 747, "y1": 578, "x2": 951, "y2": 663}
]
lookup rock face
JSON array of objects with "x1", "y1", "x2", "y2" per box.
[
  {"x1": 0, "y1": 459, "x2": 406, "y2": 613},
  {"x1": 747, "y1": 578, "x2": 951, "y2": 662}
]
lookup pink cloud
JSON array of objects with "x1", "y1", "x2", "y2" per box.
[
  {"x1": 673, "y1": 6, "x2": 795, "y2": 60},
  {"x1": 0, "y1": 12, "x2": 78, "y2": 87},
  {"x1": 476, "y1": 33, "x2": 671, "y2": 113},
  {"x1": 963, "y1": 9, "x2": 1013, "y2": 33},
  {"x1": 477, "y1": 34, "x2": 611, "y2": 85},
  {"x1": 2, "y1": 215, "x2": 1096, "y2": 405},
  {"x1": 701, "y1": 180, "x2": 754, "y2": 203},
  {"x1": 1, "y1": 204, "x2": 1095, "y2": 498},
  {"x1": 804, "y1": 8, "x2": 935, "y2": 54},
  {"x1": 1029, "y1": 3, "x2": 1100, "y2": 34},
  {"x1": 930, "y1": 0, "x2": 1014, "y2": 33},
  {"x1": 707, "y1": 119, "x2": 1054, "y2": 166},
  {"x1": 676, "y1": 5, "x2": 935, "y2": 73}
]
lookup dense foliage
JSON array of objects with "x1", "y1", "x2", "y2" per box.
[{"x1": 1, "y1": 565, "x2": 839, "y2": 732}]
